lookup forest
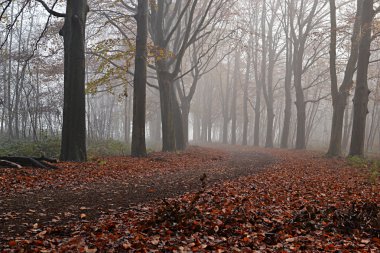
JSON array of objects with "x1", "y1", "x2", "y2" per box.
[{"x1": 0, "y1": 0, "x2": 380, "y2": 251}]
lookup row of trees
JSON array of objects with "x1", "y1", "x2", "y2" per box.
[
  {"x1": 130, "y1": 0, "x2": 380, "y2": 158},
  {"x1": 1, "y1": 0, "x2": 380, "y2": 161}
]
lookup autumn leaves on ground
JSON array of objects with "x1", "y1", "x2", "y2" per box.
[{"x1": 0, "y1": 146, "x2": 379, "y2": 252}]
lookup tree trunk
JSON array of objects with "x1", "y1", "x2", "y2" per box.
[
  {"x1": 281, "y1": 39, "x2": 292, "y2": 148},
  {"x1": 181, "y1": 100, "x2": 190, "y2": 145},
  {"x1": 327, "y1": 0, "x2": 361, "y2": 156},
  {"x1": 7, "y1": 3, "x2": 14, "y2": 138},
  {"x1": 349, "y1": 0, "x2": 373, "y2": 157},
  {"x1": 193, "y1": 113, "x2": 200, "y2": 142},
  {"x1": 124, "y1": 96, "x2": 131, "y2": 144},
  {"x1": 157, "y1": 70, "x2": 176, "y2": 151},
  {"x1": 207, "y1": 83, "x2": 214, "y2": 143},
  {"x1": 342, "y1": 100, "x2": 352, "y2": 153},
  {"x1": 60, "y1": 0, "x2": 88, "y2": 162},
  {"x1": 172, "y1": 87, "x2": 186, "y2": 150},
  {"x1": 222, "y1": 58, "x2": 231, "y2": 144},
  {"x1": 131, "y1": 0, "x2": 148, "y2": 157},
  {"x1": 231, "y1": 50, "x2": 239, "y2": 145},
  {"x1": 294, "y1": 44, "x2": 306, "y2": 149},
  {"x1": 366, "y1": 97, "x2": 378, "y2": 152},
  {"x1": 242, "y1": 44, "x2": 251, "y2": 145}
]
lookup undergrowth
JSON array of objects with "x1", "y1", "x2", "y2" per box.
[
  {"x1": 347, "y1": 156, "x2": 380, "y2": 185},
  {"x1": 0, "y1": 137, "x2": 130, "y2": 159}
]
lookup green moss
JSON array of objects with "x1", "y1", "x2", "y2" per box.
[{"x1": 347, "y1": 155, "x2": 368, "y2": 168}]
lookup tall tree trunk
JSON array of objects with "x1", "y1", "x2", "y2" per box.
[
  {"x1": 222, "y1": 57, "x2": 231, "y2": 144},
  {"x1": 366, "y1": 97, "x2": 378, "y2": 152},
  {"x1": 181, "y1": 100, "x2": 190, "y2": 145},
  {"x1": 157, "y1": 70, "x2": 176, "y2": 151},
  {"x1": 281, "y1": 36, "x2": 292, "y2": 148},
  {"x1": 207, "y1": 83, "x2": 214, "y2": 143},
  {"x1": 342, "y1": 100, "x2": 352, "y2": 153},
  {"x1": 124, "y1": 95, "x2": 131, "y2": 144},
  {"x1": 242, "y1": 43, "x2": 251, "y2": 145},
  {"x1": 262, "y1": 0, "x2": 280, "y2": 148},
  {"x1": 7, "y1": 2, "x2": 14, "y2": 138},
  {"x1": 294, "y1": 43, "x2": 306, "y2": 149},
  {"x1": 253, "y1": 1, "x2": 265, "y2": 147},
  {"x1": 231, "y1": 50, "x2": 239, "y2": 145},
  {"x1": 349, "y1": 0, "x2": 373, "y2": 157},
  {"x1": 327, "y1": 0, "x2": 361, "y2": 156},
  {"x1": 172, "y1": 87, "x2": 185, "y2": 150},
  {"x1": 193, "y1": 112, "x2": 200, "y2": 142},
  {"x1": 131, "y1": 0, "x2": 148, "y2": 157},
  {"x1": 60, "y1": 0, "x2": 88, "y2": 161}
]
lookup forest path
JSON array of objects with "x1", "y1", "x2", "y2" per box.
[{"x1": 0, "y1": 145, "x2": 276, "y2": 239}]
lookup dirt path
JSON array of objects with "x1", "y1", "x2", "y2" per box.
[{"x1": 0, "y1": 146, "x2": 275, "y2": 240}]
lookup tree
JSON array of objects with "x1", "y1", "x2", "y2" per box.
[
  {"x1": 327, "y1": 0, "x2": 361, "y2": 156},
  {"x1": 280, "y1": 1, "x2": 293, "y2": 148},
  {"x1": 2, "y1": 0, "x2": 90, "y2": 161},
  {"x1": 60, "y1": 0, "x2": 89, "y2": 161},
  {"x1": 131, "y1": 0, "x2": 148, "y2": 157},
  {"x1": 262, "y1": 0, "x2": 283, "y2": 148},
  {"x1": 176, "y1": 25, "x2": 233, "y2": 145},
  {"x1": 242, "y1": 35, "x2": 252, "y2": 146},
  {"x1": 149, "y1": 0, "x2": 229, "y2": 151},
  {"x1": 289, "y1": 0, "x2": 327, "y2": 149},
  {"x1": 252, "y1": 0, "x2": 263, "y2": 147},
  {"x1": 349, "y1": 0, "x2": 374, "y2": 157},
  {"x1": 230, "y1": 48, "x2": 240, "y2": 145}
]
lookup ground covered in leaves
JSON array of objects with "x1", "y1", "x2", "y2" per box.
[{"x1": 1, "y1": 145, "x2": 379, "y2": 252}]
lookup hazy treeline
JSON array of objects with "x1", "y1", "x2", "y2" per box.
[{"x1": 0, "y1": 0, "x2": 380, "y2": 159}]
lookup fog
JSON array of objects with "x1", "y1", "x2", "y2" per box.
[{"x1": 0, "y1": 0, "x2": 379, "y2": 159}]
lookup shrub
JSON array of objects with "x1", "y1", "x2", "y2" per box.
[
  {"x1": 0, "y1": 137, "x2": 130, "y2": 160},
  {"x1": 347, "y1": 155, "x2": 368, "y2": 168},
  {"x1": 347, "y1": 156, "x2": 380, "y2": 185},
  {"x1": 87, "y1": 139, "x2": 130, "y2": 159},
  {"x1": 0, "y1": 137, "x2": 61, "y2": 158},
  {"x1": 369, "y1": 161, "x2": 380, "y2": 185}
]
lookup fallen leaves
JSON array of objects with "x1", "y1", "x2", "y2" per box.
[
  {"x1": 0, "y1": 146, "x2": 227, "y2": 195},
  {"x1": 0, "y1": 146, "x2": 379, "y2": 252}
]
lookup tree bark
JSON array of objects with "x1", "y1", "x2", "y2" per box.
[
  {"x1": 231, "y1": 49, "x2": 239, "y2": 145},
  {"x1": 131, "y1": 0, "x2": 148, "y2": 157},
  {"x1": 222, "y1": 57, "x2": 231, "y2": 144},
  {"x1": 327, "y1": 0, "x2": 361, "y2": 156},
  {"x1": 349, "y1": 0, "x2": 373, "y2": 157},
  {"x1": 60, "y1": 0, "x2": 88, "y2": 161},
  {"x1": 242, "y1": 46, "x2": 251, "y2": 146},
  {"x1": 342, "y1": 100, "x2": 352, "y2": 152},
  {"x1": 157, "y1": 70, "x2": 176, "y2": 151},
  {"x1": 124, "y1": 95, "x2": 131, "y2": 144},
  {"x1": 293, "y1": 42, "x2": 306, "y2": 149},
  {"x1": 172, "y1": 87, "x2": 186, "y2": 150},
  {"x1": 281, "y1": 34, "x2": 292, "y2": 148},
  {"x1": 253, "y1": 0, "x2": 265, "y2": 147}
]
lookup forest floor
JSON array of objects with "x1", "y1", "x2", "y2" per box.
[{"x1": 0, "y1": 145, "x2": 379, "y2": 252}]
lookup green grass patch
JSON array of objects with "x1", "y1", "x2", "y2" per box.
[
  {"x1": 346, "y1": 156, "x2": 380, "y2": 185},
  {"x1": 347, "y1": 155, "x2": 368, "y2": 168},
  {"x1": 0, "y1": 137, "x2": 131, "y2": 160},
  {"x1": 87, "y1": 139, "x2": 130, "y2": 159}
]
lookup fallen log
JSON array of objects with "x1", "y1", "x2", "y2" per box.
[
  {"x1": 33, "y1": 156, "x2": 58, "y2": 164},
  {"x1": 0, "y1": 160, "x2": 22, "y2": 169},
  {"x1": 0, "y1": 156, "x2": 59, "y2": 169}
]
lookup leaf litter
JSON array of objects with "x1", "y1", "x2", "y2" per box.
[{"x1": 0, "y1": 146, "x2": 379, "y2": 252}]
